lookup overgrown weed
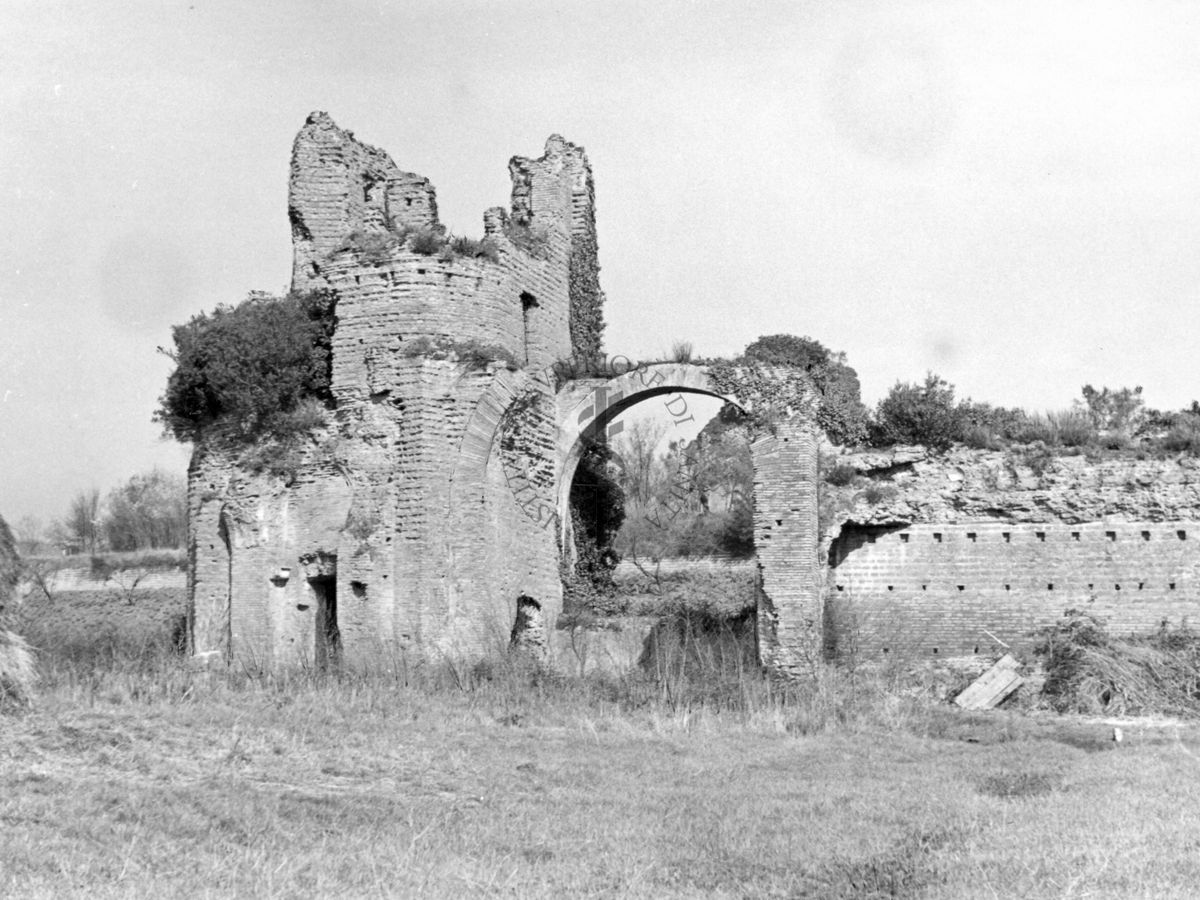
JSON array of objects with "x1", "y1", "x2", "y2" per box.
[{"x1": 9, "y1": 616, "x2": 962, "y2": 738}]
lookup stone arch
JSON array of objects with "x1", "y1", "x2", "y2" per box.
[
  {"x1": 554, "y1": 362, "x2": 824, "y2": 676},
  {"x1": 554, "y1": 363, "x2": 748, "y2": 532},
  {"x1": 446, "y1": 359, "x2": 825, "y2": 676}
]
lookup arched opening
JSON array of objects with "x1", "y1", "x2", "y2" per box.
[{"x1": 558, "y1": 369, "x2": 757, "y2": 642}]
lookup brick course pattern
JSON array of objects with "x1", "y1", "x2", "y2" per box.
[
  {"x1": 190, "y1": 114, "x2": 598, "y2": 668},
  {"x1": 822, "y1": 446, "x2": 1200, "y2": 660},
  {"x1": 186, "y1": 113, "x2": 829, "y2": 675}
]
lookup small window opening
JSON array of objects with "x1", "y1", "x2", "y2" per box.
[
  {"x1": 1004, "y1": 584, "x2": 1011, "y2": 591},
  {"x1": 351, "y1": 581, "x2": 367, "y2": 600},
  {"x1": 1002, "y1": 532, "x2": 1011, "y2": 543},
  {"x1": 1178, "y1": 530, "x2": 1188, "y2": 540},
  {"x1": 932, "y1": 647, "x2": 939, "y2": 655},
  {"x1": 1036, "y1": 531, "x2": 1046, "y2": 542},
  {"x1": 1170, "y1": 582, "x2": 1176, "y2": 590},
  {"x1": 1047, "y1": 583, "x2": 1054, "y2": 590},
  {"x1": 1107, "y1": 531, "x2": 1117, "y2": 541},
  {"x1": 1138, "y1": 582, "x2": 1144, "y2": 590},
  {"x1": 967, "y1": 532, "x2": 977, "y2": 542},
  {"x1": 933, "y1": 533, "x2": 943, "y2": 543},
  {"x1": 1115, "y1": 584, "x2": 1121, "y2": 591},
  {"x1": 1071, "y1": 532, "x2": 1080, "y2": 541},
  {"x1": 520, "y1": 291, "x2": 538, "y2": 365},
  {"x1": 887, "y1": 585, "x2": 894, "y2": 591},
  {"x1": 957, "y1": 585, "x2": 965, "y2": 591},
  {"x1": 1142, "y1": 531, "x2": 1151, "y2": 541},
  {"x1": 900, "y1": 534, "x2": 910, "y2": 543}
]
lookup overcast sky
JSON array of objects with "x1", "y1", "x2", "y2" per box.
[{"x1": 4, "y1": 0, "x2": 1200, "y2": 525}]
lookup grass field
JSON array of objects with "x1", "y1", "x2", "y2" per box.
[{"x1": 2, "y1": 650, "x2": 1199, "y2": 899}]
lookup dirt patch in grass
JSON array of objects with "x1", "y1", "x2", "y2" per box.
[{"x1": 977, "y1": 770, "x2": 1062, "y2": 800}]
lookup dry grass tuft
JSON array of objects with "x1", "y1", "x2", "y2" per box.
[
  {"x1": 0, "y1": 628, "x2": 36, "y2": 708},
  {"x1": 1037, "y1": 611, "x2": 1200, "y2": 716}
]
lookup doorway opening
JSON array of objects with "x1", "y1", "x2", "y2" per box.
[{"x1": 310, "y1": 575, "x2": 341, "y2": 669}]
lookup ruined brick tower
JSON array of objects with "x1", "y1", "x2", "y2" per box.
[
  {"x1": 188, "y1": 112, "x2": 607, "y2": 666},
  {"x1": 188, "y1": 112, "x2": 827, "y2": 673}
]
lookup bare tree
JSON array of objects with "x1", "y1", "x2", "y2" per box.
[
  {"x1": 12, "y1": 515, "x2": 48, "y2": 556},
  {"x1": 612, "y1": 418, "x2": 667, "y2": 508},
  {"x1": 61, "y1": 488, "x2": 102, "y2": 554}
]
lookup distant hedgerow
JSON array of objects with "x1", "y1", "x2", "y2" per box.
[{"x1": 155, "y1": 289, "x2": 337, "y2": 444}]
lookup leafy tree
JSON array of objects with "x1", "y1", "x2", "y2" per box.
[
  {"x1": 1077, "y1": 385, "x2": 1145, "y2": 436},
  {"x1": 156, "y1": 288, "x2": 337, "y2": 443},
  {"x1": 742, "y1": 334, "x2": 869, "y2": 445},
  {"x1": 103, "y1": 470, "x2": 187, "y2": 551},
  {"x1": 871, "y1": 372, "x2": 962, "y2": 451}
]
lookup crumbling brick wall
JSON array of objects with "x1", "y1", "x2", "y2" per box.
[
  {"x1": 190, "y1": 114, "x2": 605, "y2": 667},
  {"x1": 822, "y1": 449, "x2": 1200, "y2": 661}
]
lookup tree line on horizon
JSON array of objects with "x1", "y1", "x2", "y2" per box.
[{"x1": 14, "y1": 469, "x2": 186, "y2": 558}]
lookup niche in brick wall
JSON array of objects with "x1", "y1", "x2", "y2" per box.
[
  {"x1": 828, "y1": 523, "x2": 907, "y2": 568},
  {"x1": 510, "y1": 595, "x2": 543, "y2": 650},
  {"x1": 520, "y1": 291, "x2": 538, "y2": 365}
]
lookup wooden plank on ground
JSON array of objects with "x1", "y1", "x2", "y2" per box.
[{"x1": 954, "y1": 653, "x2": 1023, "y2": 710}]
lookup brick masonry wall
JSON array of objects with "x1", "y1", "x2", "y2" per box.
[
  {"x1": 189, "y1": 117, "x2": 596, "y2": 668},
  {"x1": 753, "y1": 423, "x2": 822, "y2": 676},
  {"x1": 827, "y1": 521, "x2": 1200, "y2": 659}
]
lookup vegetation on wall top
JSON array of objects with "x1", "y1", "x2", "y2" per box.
[
  {"x1": 872, "y1": 373, "x2": 1200, "y2": 457},
  {"x1": 156, "y1": 288, "x2": 337, "y2": 445},
  {"x1": 334, "y1": 225, "x2": 500, "y2": 266}
]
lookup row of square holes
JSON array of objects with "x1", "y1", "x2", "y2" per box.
[
  {"x1": 837, "y1": 582, "x2": 1177, "y2": 592},
  {"x1": 885, "y1": 529, "x2": 1189, "y2": 543}
]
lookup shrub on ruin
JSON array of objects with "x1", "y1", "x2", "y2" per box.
[
  {"x1": 1077, "y1": 384, "x2": 1145, "y2": 437},
  {"x1": 741, "y1": 334, "x2": 870, "y2": 446},
  {"x1": 957, "y1": 401, "x2": 1027, "y2": 448},
  {"x1": 870, "y1": 372, "x2": 962, "y2": 451},
  {"x1": 504, "y1": 220, "x2": 552, "y2": 258},
  {"x1": 670, "y1": 340, "x2": 695, "y2": 364},
  {"x1": 1162, "y1": 415, "x2": 1200, "y2": 454},
  {"x1": 861, "y1": 483, "x2": 897, "y2": 506},
  {"x1": 156, "y1": 289, "x2": 337, "y2": 444},
  {"x1": 408, "y1": 226, "x2": 446, "y2": 256},
  {"x1": 825, "y1": 463, "x2": 858, "y2": 486},
  {"x1": 334, "y1": 229, "x2": 397, "y2": 266},
  {"x1": 448, "y1": 235, "x2": 500, "y2": 263}
]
